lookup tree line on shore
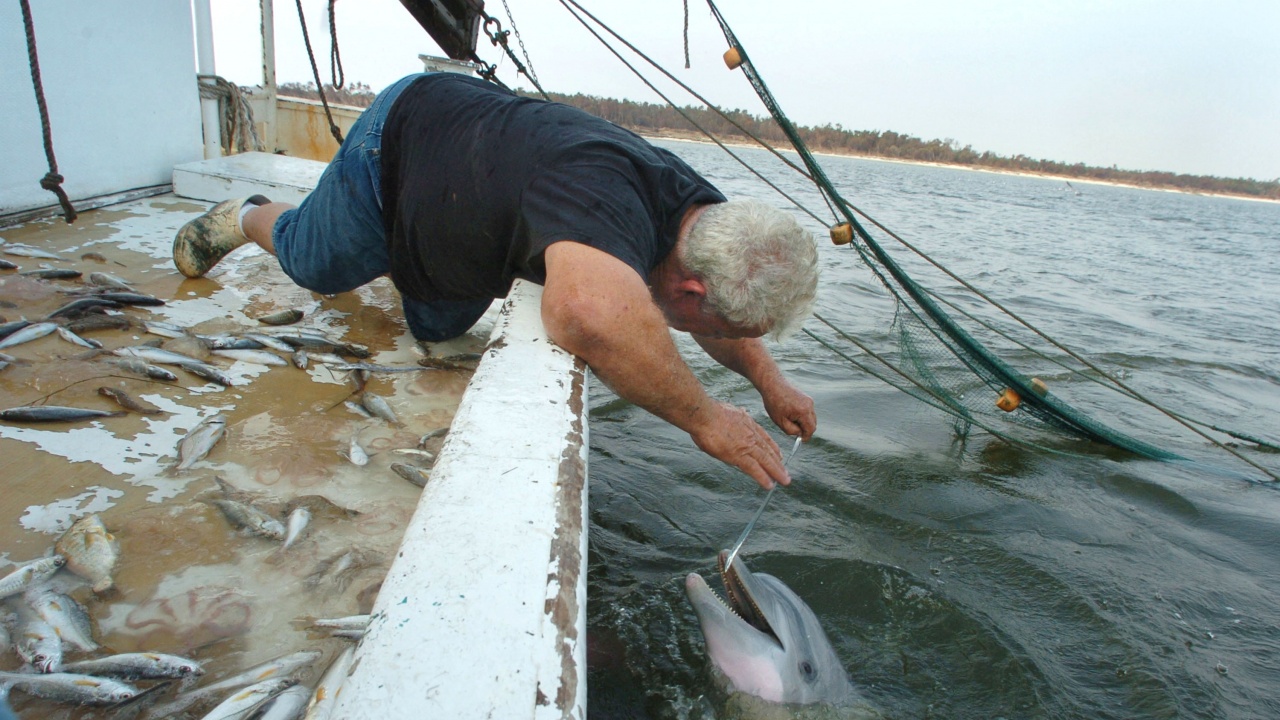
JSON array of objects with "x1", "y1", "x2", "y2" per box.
[{"x1": 279, "y1": 82, "x2": 1279, "y2": 201}]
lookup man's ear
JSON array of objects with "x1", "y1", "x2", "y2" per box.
[{"x1": 674, "y1": 277, "x2": 707, "y2": 300}]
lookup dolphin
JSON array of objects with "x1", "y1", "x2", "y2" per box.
[{"x1": 685, "y1": 550, "x2": 868, "y2": 709}]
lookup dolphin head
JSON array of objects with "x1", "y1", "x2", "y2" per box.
[{"x1": 684, "y1": 550, "x2": 861, "y2": 706}]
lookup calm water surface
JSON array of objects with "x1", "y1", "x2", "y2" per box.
[{"x1": 586, "y1": 141, "x2": 1280, "y2": 719}]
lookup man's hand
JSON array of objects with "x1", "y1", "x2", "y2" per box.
[
  {"x1": 689, "y1": 402, "x2": 789, "y2": 489},
  {"x1": 757, "y1": 373, "x2": 817, "y2": 441}
]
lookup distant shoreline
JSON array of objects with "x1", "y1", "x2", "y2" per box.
[{"x1": 641, "y1": 130, "x2": 1280, "y2": 205}]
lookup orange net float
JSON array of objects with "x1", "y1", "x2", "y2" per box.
[
  {"x1": 996, "y1": 387, "x2": 1021, "y2": 412},
  {"x1": 829, "y1": 222, "x2": 854, "y2": 245},
  {"x1": 723, "y1": 46, "x2": 743, "y2": 70}
]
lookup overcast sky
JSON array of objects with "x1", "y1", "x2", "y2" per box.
[{"x1": 210, "y1": 0, "x2": 1280, "y2": 181}]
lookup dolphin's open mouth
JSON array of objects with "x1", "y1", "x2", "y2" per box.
[{"x1": 716, "y1": 549, "x2": 781, "y2": 646}]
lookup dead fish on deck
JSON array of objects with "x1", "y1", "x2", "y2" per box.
[
  {"x1": 417, "y1": 356, "x2": 477, "y2": 370},
  {"x1": 0, "y1": 320, "x2": 57, "y2": 349},
  {"x1": 0, "y1": 405, "x2": 126, "y2": 422},
  {"x1": 176, "y1": 360, "x2": 235, "y2": 386},
  {"x1": 201, "y1": 677, "x2": 297, "y2": 720},
  {"x1": 175, "y1": 414, "x2": 227, "y2": 471},
  {"x1": 149, "y1": 648, "x2": 321, "y2": 718},
  {"x1": 268, "y1": 330, "x2": 370, "y2": 358},
  {"x1": 0, "y1": 258, "x2": 17, "y2": 270},
  {"x1": 212, "y1": 499, "x2": 286, "y2": 540},
  {"x1": 16, "y1": 616, "x2": 63, "y2": 672},
  {"x1": 0, "y1": 556, "x2": 66, "y2": 600},
  {"x1": 26, "y1": 586, "x2": 98, "y2": 652},
  {"x1": 98, "y1": 386, "x2": 164, "y2": 415},
  {"x1": 63, "y1": 652, "x2": 204, "y2": 680},
  {"x1": 304, "y1": 547, "x2": 382, "y2": 590},
  {"x1": 55, "y1": 513, "x2": 120, "y2": 593},
  {"x1": 253, "y1": 683, "x2": 310, "y2": 720},
  {"x1": 45, "y1": 296, "x2": 122, "y2": 320},
  {"x1": 56, "y1": 325, "x2": 103, "y2": 348},
  {"x1": 255, "y1": 308, "x2": 304, "y2": 326},
  {"x1": 0, "y1": 670, "x2": 137, "y2": 705},
  {"x1": 0, "y1": 319, "x2": 31, "y2": 340},
  {"x1": 303, "y1": 645, "x2": 356, "y2": 718},
  {"x1": 212, "y1": 348, "x2": 289, "y2": 366},
  {"x1": 331, "y1": 361, "x2": 432, "y2": 374},
  {"x1": 79, "y1": 252, "x2": 108, "y2": 263},
  {"x1": 143, "y1": 320, "x2": 191, "y2": 339},
  {"x1": 296, "y1": 614, "x2": 371, "y2": 639},
  {"x1": 360, "y1": 392, "x2": 401, "y2": 426},
  {"x1": 67, "y1": 314, "x2": 131, "y2": 334},
  {"x1": 345, "y1": 428, "x2": 370, "y2": 466},
  {"x1": 106, "y1": 356, "x2": 178, "y2": 382},
  {"x1": 86, "y1": 271, "x2": 134, "y2": 290},
  {"x1": 20, "y1": 266, "x2": 82, "y2": 280},
  {"x1": 3, "y1": 244, "x2": 64, "y2": 260},
  {"x1": 390, "y1": 462, "x2": 431, "y2": 488},
  {"x1": 281, "y1": 506, "x2": 311, "y2": 550},
  {"x1": 284, "y1": 494, "x2": 361, "y2": 521},
  {"x1": 241, "y1": 332, "x2": 296, "y2": 353},
  {"x1": 113, "y1": 344, "x2": 205, "y2": 365},
  {"x1": 93, "y1": 291, "x2": 165, "y2": 306}
]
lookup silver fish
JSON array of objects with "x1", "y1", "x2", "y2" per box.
[
  {"x1": 346, "y1": 430, "x2": 369, "y2": 466},
  {"x1": 113, "y1": 345, "x2": 205, "y2": 365},
  {"x1": 290, "y1": 349, "x2": 309, "y2": 369},
  {"x1": 0, "y1": 405, "x2": 126, "y2": 422},
  {"x1": 360, "y1": 392, "x2": 401, "y2": 426},
  {"x1": 202, "y1": 334, "x2": 265, "y2": 350},
  {"x1": 0, "y1": 556, "x2": 66, "y2": 600},
  {"x1": 282, "y1": 506, "x2": 311, "y2": 550},
  {"x1": 303, "y1": 645, "x2": 356, "y2": 720},
  {"x1": 21, "y1": 267, "x2": 81, "y2": 279},
  {"x1": 199, "y1": 677, "x2": 295, "y2": 720},
  {"x1": 98, "y1": 386, "x2": 164, "y2": 415},
  {"x1": 106, "y1": 356, "x2": 179, "y2": 382},
  {"x1": 87, "y1": 271, "x2": 134, "y2": 291},
  {"x1": 390, "y1": 462, "x2": 431, "y2": 488},
  {"x1": 143, "y1": 320, "x2": 191, "y2": 338},
  {"x1": 391, "y1": 448, "x2": 435, "y2": 461},
  {"x1": 304, "y1": 548, "x2": 381, "y2": 591},
  {"x1": 299, "y1": 614, "x2": 370, "y2": 634},
  {"x1": 213, "y1": 499, "x2": 286, "y2": 540},
  {"x1": 56, "y1": 325, "x2": 102, "y2": 348},
  {"x1": 152, "y1": 649, "x2": 321, "y2": 717},
  {"x1": 2, "y1": 244, "x2": 64, "y2": 260},
  {"x1": 177, "y1": 360, "x2": 236, "y2": 387},
  {"x1": 254, "y1": 683, "x2": 311, "y2": 720},
  {"x1": 176, "y1": 414, "x2": 227, "y2": 470},
  {"x1": 342, "y1": 400, "x2": 372, "y2": 418},
  {"x1": 26, "y1": 586, "x2": 98, "y2": 652},
  {"x1": 63, "y1": 652, "x2": 204, "y2": 680},
  {"x1": 17, "y1": 617, "x2": 63, "y2": 672},
  {"x1": 329, "y1": 362, "x2": 431, "y2": 373},
  {"x1": 307, "y1": 352, "x2": 349, "y2": 366},
  {"x1": 55, "y1": 514, "x2": 119, "y2": 593},
  {"x1": 419, "y1": 426, "x2": 449, "y2": 445},
  {"x1": 255, "y1": 308, "x2": 304, "y2": 326},
  {"x1": 0, "y1": 670, "x2": 136, "y2": 705},
  {"x1": 0, "y1": 321, "x2": 57, "y2": 349},
  {"x1": 213, "y1": 348, "x2": 289, "y2": 366},
  {"x1": 242, "y1": 333, "x2": 297, "y2": 353}
]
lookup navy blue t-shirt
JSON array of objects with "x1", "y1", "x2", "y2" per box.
[{"x1": 380, "y1": 74, "x2": 725, "y2": 302}]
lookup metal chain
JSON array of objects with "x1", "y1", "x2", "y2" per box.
[
  {"x1": 500, "y1": 0, "x2": 541, "y2": 86},
  {"x1": 19, "y1": 0, "x2": 76, "y2": 223}
]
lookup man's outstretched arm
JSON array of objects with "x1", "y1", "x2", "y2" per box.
[
  {"x1": 540, "y1": 241, "x2": 790, "y2": 489},
  {"x1": 691, "y1": 335, "x2": 817, "y2": 442}
]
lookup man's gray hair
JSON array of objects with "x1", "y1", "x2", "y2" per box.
[{"x1": 681, "y1": 200, "x2": 818, "y2": 340}]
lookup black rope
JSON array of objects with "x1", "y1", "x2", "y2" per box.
[
  {"x1": 328, "y1": 0, "x2": 345, "y2": 90},
  {"x1": 295, "y1": 0, "x2": 344, "y2": 144},
  {"x1": 682, "y1": 0, "x2": 691, "y2": 69},
  {"x1": 19, "y1": 0, "x2": 76, "y2": 224}
]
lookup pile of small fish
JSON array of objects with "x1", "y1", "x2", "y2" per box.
[
  {"x1": 0, "y1": 238, "x2": 477, "y2": 716},
  {"x1": 0, "y1": 505, "x2": 380, "y2": 717}
]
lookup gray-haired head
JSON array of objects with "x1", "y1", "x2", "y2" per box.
[{"x1": 681, "y1": 200, "x2": 818, "y2": 340}]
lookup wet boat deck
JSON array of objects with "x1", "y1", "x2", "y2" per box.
[{"x1": 0, "y1": 194, "x2": 493, "y2": 717}]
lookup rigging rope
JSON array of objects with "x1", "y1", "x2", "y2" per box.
[
  {"x1": 551, "y1": 0, "x2": 1276, "y2": 482},
  {"x1": 295, "y1": 0, "x2": 344, "y2": 144},
  {"x1": 19, "y1": 0, "x2": 76, "y2": 223},
  {"x1": 197, "y1": 75, "x2": 264, "y2": 155}
]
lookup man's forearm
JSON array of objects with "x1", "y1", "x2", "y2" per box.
[{"x1": 693, "y1": 335, "x2": 784, "y2": 390}]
